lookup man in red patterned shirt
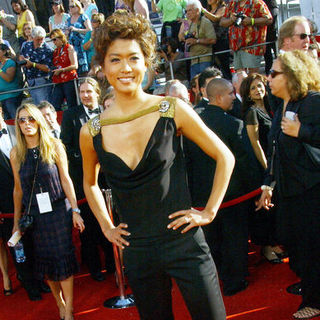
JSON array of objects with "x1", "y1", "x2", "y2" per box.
[{"x1": 220, "y1": 0, "x2": 272, "y2": 73}]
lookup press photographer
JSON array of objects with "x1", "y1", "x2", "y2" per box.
[
  {"x1": 220, "y1": 0, "x2": 272, "y2": 73},
  {"x1": 183, "y1": 0, "x2": 216, "y2": 80},
  {"x1": 157, "y1": 38, "x2": 188, "y2": 84}
]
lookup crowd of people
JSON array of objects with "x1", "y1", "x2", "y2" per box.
[{"x1": 0, "y1": 1, "x2": 319, "y2": 320}]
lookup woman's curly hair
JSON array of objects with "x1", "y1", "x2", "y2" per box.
[
  {"x1": 94, "y1": 10, "x2": 157, "y2": 68},
  {"x1": 279, "y1": 50, "x2": 320, "y2": 101}
]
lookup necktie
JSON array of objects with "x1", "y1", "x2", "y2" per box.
[
  {"x1": 88, "y1": 108, "x2": 100, "y2": 115},
  {"x1": 0, "y1": 128, "x2": 8, "y2": 138}
]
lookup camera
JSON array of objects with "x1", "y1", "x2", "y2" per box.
[
  {"x1": 156, "y1": 43, "x2": 168, "y2": 55},
  {"x1": 17, "y1": 60, "x2": 27, "y2": 66},
  {"x1": 234, "y1": 13, "x2": 246, "y2": 27},
  {"x1": 185, "y1": 33, "x2": 195, "y2": 40}
]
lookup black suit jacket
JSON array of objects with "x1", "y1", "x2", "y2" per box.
[
  {"x1": 184, "y1": 104, "x2": 258, "y2": 207},
  {"x1": 265, "y1": 91, "x2": 320, "y2": 197},
  {"x1": 194, "y1": 98, "x2": 208, "y2": 114},
  {"x1": 228, "y1": 96, "x2": 242, "y2": 120},
  {"x1": 60, "y1": 105, "x2": 89, "y2": 197},
  {"x1": 0, "y1": 125, "x2": 16, "y2": 213}
]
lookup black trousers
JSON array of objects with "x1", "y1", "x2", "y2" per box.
[
  {"x1": 123, "y1": 228, "x2": 226, "y2": 320},
  {"x1": 278, "y1": 184, "x2": 320, "y2": 309},
  {"x1": 203, "y1": 201, "x2": 249, "y2": 285}
]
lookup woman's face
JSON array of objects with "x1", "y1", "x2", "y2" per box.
[
  {"x1": 0, "y1": 49, "x2": 5, "y2": 59},
  {"x1": 249, "y1": 78, "x2": 266, "y2": 103},
  {"x1": 267, "y1": 59, "x2": 288, "y2": 100},
  {"x1": 103, "y1": 39, "x2": 147, "y2": 95},
  {"x1": 23, "y1": 24, "x2": 32, "y2": 37},
  {"x1": 12, "y1": 2, "x2": 22, "y2": 14},
  {"x1": 52, "y1": 3, "x2": 61, "y2": 13},
  {"x1": 18, "y1": 109, "x2": 39, "y2": 137},
  {"x1": 79, "y1": 82, "x2": 99, "y2": 108},
  {"x1": 51, "y1": 35, "x2": 63, "y2": 48},
  {"x1": 69, "y1": 2, "x2": 79, "y2": 14}
]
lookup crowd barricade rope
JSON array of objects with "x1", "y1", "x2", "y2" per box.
[{"x1": 0, "y1": 187, "x2": 263, "y2": 219}]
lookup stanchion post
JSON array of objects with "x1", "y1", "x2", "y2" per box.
[{"x1": 102, "y1": 189, "x2": 135, "y2": 309}]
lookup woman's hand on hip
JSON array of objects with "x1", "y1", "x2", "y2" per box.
[
  {"x1": 103, "y1": 223, "x2": 131, "y2": 249},
  {"x1": 167, "y1": 208, "x2": 214, "y2": 234}
]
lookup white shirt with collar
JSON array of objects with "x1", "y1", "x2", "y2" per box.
[{"x1": 0, "y1": 124, "x2": 13, "y2": 158}]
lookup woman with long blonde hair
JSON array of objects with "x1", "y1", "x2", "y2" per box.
[{"x1": 11, "y1": 104, "x2": 84, "y2": 320}]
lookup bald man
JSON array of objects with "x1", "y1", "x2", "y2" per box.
[{"x1": 185, "y1": 78, "x2": 259, "y2": 296}]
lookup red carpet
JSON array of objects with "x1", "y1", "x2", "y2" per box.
[{"x1": 1, "y1": 236, "x2": 318, "y2": 320}]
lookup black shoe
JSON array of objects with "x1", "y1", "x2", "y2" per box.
[
  {"x1": 223, "y1": 280, "x2": 249, "y2": 296},
  {"x1": 39, "y1": 281, "x2": 51, "y2": 293},
  {"x1": 26, "y1": 288, "x2": 42, "y2": 301},
  {"x1": 286, "y1": 282, "x2": 302, "y2": 295},
  {"x1": 90, "y1": 271, "x2": 106, "y2": 282}
]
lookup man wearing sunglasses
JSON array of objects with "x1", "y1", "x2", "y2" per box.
[
  {"x1": 278, "y1": 15, "x2": 310, "y2": 53},
  {"x1": 268, "y1": 15, "x2": 311, "y2": 113}
]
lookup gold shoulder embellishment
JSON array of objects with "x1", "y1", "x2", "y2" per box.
[
  {"x1": 159, "y1": 97, "x2": 175, "y2": 118},
  {"x1": 87, "y1": 116, "x2": 101, "y2": 137}
]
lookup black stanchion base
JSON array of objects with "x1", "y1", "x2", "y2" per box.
[{"x1": 103, "y1": 294, "x2": 135, "y2": 309}]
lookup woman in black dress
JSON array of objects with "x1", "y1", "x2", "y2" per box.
[
  {"x1": 11, "y1": 104, "x2": 84, "y2": 320},
  {"x1": 240, "y1": 73, "x2": 285, "y2": 263},
  {"x1": 80, "y1": 12, "x2": 234, "y2": 320},
  {"x1": 257, "y1": 50, "x2": 320, "y2": 320}
]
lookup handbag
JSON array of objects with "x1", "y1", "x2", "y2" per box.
[{"x1": 19, "y1": 156, "x2": 39, "y2": 233}]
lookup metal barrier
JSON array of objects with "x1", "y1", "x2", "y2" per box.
[{"x1": 0, "y1": 40, "x2": 281, "y2": 100}]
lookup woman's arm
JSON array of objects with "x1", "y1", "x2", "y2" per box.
[
  {"x1": 202, "y1": 6, "x2": 226, "y2": 22},
  {"x1": 82, "y1": 31, "x2": 93, "y2": 51},
  {"x1": 246, "y1": 124, "x2": 267, "y2": 169},
  {"x1": 80, "y1": 124, "x2": 130, "y2": 248},
  {"x1": 0, "y1": 65, "x2": 16, "y2": 82},
  {"x1": 54, "y1": 141, "x2": 85, "y2": 232},
  {"x1": 10, "y1": 148, "x2": 24, "y2": 233},
  {"x1": 70, "y1": 17, "x2": 92, "y2": 33},
  {"x1": 178, "y1": 21, "x2": 186, "y2": 42},
  {"x1": 25, "y1": 10, "x2": 35, "y2": 27},
  {"x1": 134, "y1": 0, "x2": 149, "y2": 19},
  {"x1": 168, "y1": 100, "x2": 235, "y2": 233}
]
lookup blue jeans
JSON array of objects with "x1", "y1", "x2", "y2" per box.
[
  {"x1": 1, "y1": 94, "x2": 23, "y2": 119},
  {"x1": 50, "y1": 80, "x2": 78, "y2": 111},
  {"x1": 27, "y1": 77, "x2": 51, "y2": 105},
  {"x1": 190, "y1": 61, "x2": 212, "y2": 81}
]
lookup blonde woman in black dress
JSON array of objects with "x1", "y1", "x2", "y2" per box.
[{"x1": 11, "y1": 104, "x2": 84, "y2": 320}]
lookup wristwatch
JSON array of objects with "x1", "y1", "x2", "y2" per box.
[{"x1": 72, "y1": 208, "x2": 81, "y2": 214}]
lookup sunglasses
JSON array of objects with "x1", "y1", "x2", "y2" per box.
[
  {"x1": 69, "y1": 5, "x2": 76, "y2": 8},
  {"x1": 269, "y1": 69, "x2": 284, "y2": 79},
  {"x1": 18, "y1": 116, "x2": 36, "y2": 124},
  {"x1": 91, "y1": 19, "x2": 99, "y2": 23},
  {"x1": 52, "y1": 38, "x2": 58, "y2": 42},
  {"x1": 293, "y1": 33, "x2": 311, "y2": 40}
]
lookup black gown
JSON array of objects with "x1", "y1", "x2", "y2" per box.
[{"x1": 88, "y1": 98, "x2": 226, "y2": 320}]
